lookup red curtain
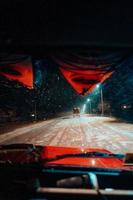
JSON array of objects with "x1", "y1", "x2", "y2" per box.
[
  {"x1": 53, "y1": 52, "x2": 122, "y2": 95},
  {"x1": 60, "y1": 66, "x2": 113, "y2": 95},
  {"x1": 0, "y1": 58, "x2": 33, "y2": 89}
]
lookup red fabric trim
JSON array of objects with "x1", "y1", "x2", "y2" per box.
[{"x1": 0, "y1": 58, "x2": 33, "y2": 89}]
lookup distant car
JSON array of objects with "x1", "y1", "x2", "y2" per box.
[{"x1": 73, "y1": 107, "x2": 80, "y2": 117}]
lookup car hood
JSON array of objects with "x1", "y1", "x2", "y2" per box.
[
  {"x1": 0, "y1": 144, "x2": 133, "y2": 171},
  {"x1": 41, "y1": 146, "x2": 133, "y2": 170}
]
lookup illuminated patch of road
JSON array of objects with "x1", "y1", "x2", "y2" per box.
[{"x1": 0, "y1": 115, "x2": 133, "y2": 154}]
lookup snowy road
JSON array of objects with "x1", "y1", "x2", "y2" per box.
[{"x1": 0, "y1": 115, "x2": 133, "y2": 154}]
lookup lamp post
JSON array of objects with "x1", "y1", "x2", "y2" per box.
[
  {"x1": 34, "y1": 100, "x2": 37, "y2": 121},
  {"x1": 87, "y1": 98, "x2": 92, "y2": 114},
  {"x1": 96, "y1": 84, "x2": 104, "y2": 116}
]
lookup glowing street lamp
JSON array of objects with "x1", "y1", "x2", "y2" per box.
[
  {"x1": 123, "y1": 105, "x2": 127, "y2": 109},
  {"x1": 96, "y1": 84, "x2": 100, "y2": 89},
  {"x1": 87, "y1": 98, "x2": 92, "y2": 114}
]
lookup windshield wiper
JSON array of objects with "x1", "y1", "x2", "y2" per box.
[{"x1": 44, "y1": 151, "x2": 124, "y2": 163}]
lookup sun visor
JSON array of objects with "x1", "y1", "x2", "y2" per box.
[{"x1": 0, "y1": 58, "x2": 33, "y2": 89}]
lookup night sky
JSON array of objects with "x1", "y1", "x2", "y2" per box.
[{"x1": 36, "y1": 59, "x2": 86, "y2": 116}]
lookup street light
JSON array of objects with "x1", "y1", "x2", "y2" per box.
[
  {"x1": 32, "y1": 99, "x2": 37, "y2": 121},
  {"x1": 96, "y1": 83, "x2": 104, "y2": 116},
  {"x1": 34, "y1": 101, "x2": 37, "y2": 121},
  {"x1": 96, "y1": 84, "x2": 100, "y2": 89},
  {"x1": 123, "y1": 105, "x2": 127, "y2": 109},
  {"x1": 87, "y1": 98, "x2": 92, "y2": 114}
]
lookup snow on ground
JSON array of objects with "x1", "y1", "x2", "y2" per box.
[{"x1": 0, "y1": 115, "x2": 133, "y2": 154}]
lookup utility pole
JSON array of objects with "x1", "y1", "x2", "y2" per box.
[
  {"x1": 96, "y1": 84, "x2": 104, "y2": 116},
  {"x1": 89, "y1": 101, "x2": 92, "y2": 114},
  {"x1": 100, "y1": 87, "x2": 104, "y2": 116},
  {"x1": 87, "y1": 98, "x2": 92, "y2": 114},
  {"x1": 34, "y1": 100, "x2": 37, "y2": 121}
]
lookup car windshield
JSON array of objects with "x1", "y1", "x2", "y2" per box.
[{"x1": 0, "y1": 49, "x2": 133, "y2": 159}]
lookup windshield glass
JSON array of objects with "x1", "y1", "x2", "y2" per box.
[{"x1": 0, "y1": 50, "x2": 133, "y2": 157}]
